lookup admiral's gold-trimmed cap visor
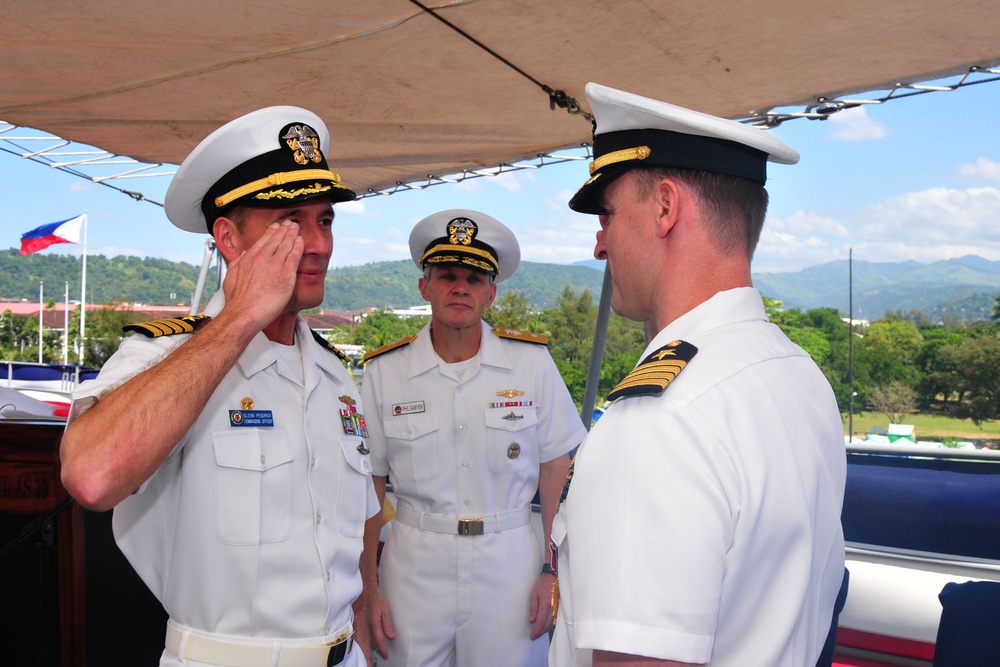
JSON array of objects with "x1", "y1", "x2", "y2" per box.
[
  {"x1": 569, "y1": 83, "x2": 799, "y2": 214},
  {"x1": 409, "y1": 209, "x2": 520, "y2": 283},
  {"x1": 165, "y1": 106, "x2": 356, "y2": 233}
]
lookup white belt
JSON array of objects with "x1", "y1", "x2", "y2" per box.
[
  {"x1": 395, "y1": 505, "x2": 531, "y2": 536},
  {"x1": 165, "y1": 619, "x2": 353, "y2": 667}
]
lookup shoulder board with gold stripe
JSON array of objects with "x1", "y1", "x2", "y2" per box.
[
  {"x1": 491, "y1": 327, "x2": 549, "y2": 345},
  {"x1": 607, "y1": 340, "x2": 698, "y2": 401},
  {"x1": 122, "y1": 314, "x2": 211, "y2": 338},
  {"x1": 362, "y1": 334, "x2": 418, "y2": 362},
  {"x1": 311, "y1": 330, "x2": 349, "y2": 362}
]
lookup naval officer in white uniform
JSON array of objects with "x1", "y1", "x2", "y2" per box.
[
  {"x1": 355, "y1": 210, "x2": 587, "y2": 667},
  {"x1": 61, "y1": 106, "x2": 380, "y2": 667},
  {"x1": 548, "y1": 83, "x2": 847, "y2": 667}
]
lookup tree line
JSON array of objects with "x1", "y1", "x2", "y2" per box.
[
  {"x1": 6, "y1": 287, "x2": 1000, "y2": 427},
  {"x1": 331, "y1": 288, "x2": 1000, "y2": 426}
]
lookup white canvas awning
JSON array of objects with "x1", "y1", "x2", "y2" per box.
[{"x1": 2, "y1": 0, "x2": 999, "y2": 197}]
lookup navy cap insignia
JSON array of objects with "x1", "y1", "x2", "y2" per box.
[
  {"x1": 607, "y1": 339, "x2": 698, "y2": 401},
  {"x1": 281, "y1": 123, "x2": 323, "y2": 165},
  {"x1": 447, "y1": 217, "x2": 478, "y2": 246}
]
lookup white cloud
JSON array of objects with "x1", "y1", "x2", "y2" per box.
[
  {"x1": 336, "y1": 199, "x2": 367, "y2": 215},
  {"x1": 68, "y1": 181, "x2": 92, "y2": 193},
  {"x1": 755, "y1": 185, "x2": 1000, "y2": 272},
  {"x1": 955, "y1": 157, "x2": 1000, "y2": 184},
  {"x1": 827, "y1": 107, "x2": 887, "y2": 141}
]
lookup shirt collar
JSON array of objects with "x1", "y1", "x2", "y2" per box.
[{"x1": 405, "y1": 320, "x2": 512, "y2": 378}]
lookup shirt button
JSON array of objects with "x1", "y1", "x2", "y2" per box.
[
  {"x1": 316, "y1": 514, "x2": 322, "y2": 524},
  {"x1": 311, "y1": 457, "x2": 317, "y2": 468},
  {"x1": 464, "y1": 500, "x2": 471, "y2": 506},
  {"x1": 260, "y1": 455, "x2": 265, "y2": 465},
  {"x1": 462, "y1": 462, "x2": 469, "y2": 468}
]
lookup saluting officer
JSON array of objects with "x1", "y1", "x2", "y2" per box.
[
  {"x1": 354, "y1": 209, "x2": 587, "y2": 667},
  {"x1": 61, "y1": 106, "x2": 379, "y2": 667}
]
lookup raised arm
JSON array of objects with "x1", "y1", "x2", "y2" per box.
[{"x1": 60, "y1": 220, "x2": 304, "y2": 511}]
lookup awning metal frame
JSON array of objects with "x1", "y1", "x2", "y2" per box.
[{"x1": 3, "y1": 64, "x2": 999, "y2": 209}]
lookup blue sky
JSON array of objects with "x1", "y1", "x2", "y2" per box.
[{"x1": 2, "y1": 81, "x2": 999, "y2": 276}]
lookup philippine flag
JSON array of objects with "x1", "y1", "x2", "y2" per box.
[{"x1": 20, "y1": 213, "x2": 86, "y2": 255}]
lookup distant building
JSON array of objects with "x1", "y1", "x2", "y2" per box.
[{"x1": 842, "y1": 317, "x2": 870, "y2": 329}]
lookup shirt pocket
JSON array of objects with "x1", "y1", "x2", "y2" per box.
[
  {"x1": 213, "y1": 429, "x2": 294, "y2": 545},
  {"x1": 483, "y1": 407, "x2": 539, "y2": 475},
  {"x1": 381, "y1": 412, "x2": 440, "y2": 482},
  {"x1": 335, "y1": 435, "x2": 373, "y2": 538}
]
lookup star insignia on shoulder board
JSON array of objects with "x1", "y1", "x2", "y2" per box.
[{"x1": 607, "y1": 340, "x2": 698, "y2": 401}]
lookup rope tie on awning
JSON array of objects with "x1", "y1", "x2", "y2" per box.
[{"x1": 408, "y1": 0, "x2": 594, "y2": 124}]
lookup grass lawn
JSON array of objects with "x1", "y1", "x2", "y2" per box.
[{"x1": 844, "y1": 411, "x2": 1000, "y2": 441}]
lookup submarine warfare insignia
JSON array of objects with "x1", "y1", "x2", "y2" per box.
[
  {"x1": 123, "y1": 314, "x2": 210, "y2": 337},
  {"x1": 606, "y1": 340, "x2": 698, "y2": 401},
  {"x1": 340, "y1": 395, "x2": 369, "y2": 438},
  {"x1": 496, "y1": 389, "x2": 525, "y2": 398},
  {"x1": 491, "y1": 388, "x2": 532, "y2": 409}
]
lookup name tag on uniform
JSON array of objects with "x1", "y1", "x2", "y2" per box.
[
  {"x1": 229, "y1": 410, "x2": 275, "y2": 427},
  {"x1": 391, "y1": 400, "x2": 425, "y2": 416}
]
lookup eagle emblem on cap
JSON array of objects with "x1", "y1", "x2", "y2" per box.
[
  {"x1": 282, "y1": 124, "x2": 323, "y2": 165},
  {"x1": 447, "y1": 217, "x2": 478, "y2": 246}
]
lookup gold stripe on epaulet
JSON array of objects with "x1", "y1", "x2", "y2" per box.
[
  {"x1": 311, "y1": 330, "x2": 349, "y2": 362},
  {"x1": 491, "y1": 327, "x2": 549, "y2": 345},
  {"x1": 607, "y1": 340, "x2": 698, "y2": 401},
  {"x1": 362, "y1": 334, "x2": 418, "y2": 362},
  {"x1": 122, "y1": 314, "x2": 211, "y2": 337}
]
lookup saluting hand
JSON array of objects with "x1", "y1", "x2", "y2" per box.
[{"x1": 221, "y1": 219, "x2": 304, "y2": 332}]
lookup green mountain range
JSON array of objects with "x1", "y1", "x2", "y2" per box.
[
  {"x1": 751, "y1": 255, "x2": 1000, "y2": 322},
  {"x1": 3, "y1": 248, "x2": 998, "y2": 321}
]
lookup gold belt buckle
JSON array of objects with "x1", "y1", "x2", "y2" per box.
[{"x1": 457, "y1": 518, "x2": 485, "y2": 536}]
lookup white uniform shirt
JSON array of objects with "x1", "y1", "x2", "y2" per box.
[
  {"x1": 72, "y1": 290, "x2": 380, "y2": 640},
  {"x1": 362, "y1": 320, "x2": 584, "y2": 515},
  {"x1": 550, "y1": 288, "x2": 846, "y2": 667}
]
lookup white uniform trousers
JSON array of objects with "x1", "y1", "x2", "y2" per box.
[{"x1": 379, "y1": 521, "x2": 548, "y2": 667}]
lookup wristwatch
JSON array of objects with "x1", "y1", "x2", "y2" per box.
[{"x1": 541, "y1": 562, "x2": 555, "y2": 576}]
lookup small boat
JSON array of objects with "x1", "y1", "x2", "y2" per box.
[{"x1": 837, "y1": 442, "x2": 1000, "y2": 665}]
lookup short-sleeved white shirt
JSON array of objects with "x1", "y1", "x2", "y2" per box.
[
  {"x1": 72, "y1": 290, "x2": 380, "y2": 640},
  {"x1": 362, "y1": 320, "x2": 585, "y2": 515},
  {"x1": 549, "y1": 288, "x2": 846, "y2": 667}
]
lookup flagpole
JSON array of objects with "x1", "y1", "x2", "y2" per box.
[
  {"x1": 79, "y1": 212, "x2": 88, "y2": 365},
  {"x1": 38, "y1": 280, "x2": 44, "y2": 363},
  {"x1": 64, "y1": 281, "x2": 70, "y2": 364}
]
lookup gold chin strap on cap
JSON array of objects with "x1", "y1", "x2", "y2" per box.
[
  {"x1": 214, "y1": 169, "x2": 342, "y2": 208},
  {"x1": 421, "y1": 243, "x2": 499, "y2": 275},
  {"x1": 589, "y1": 145, "x2": 651, "y2": 175}
]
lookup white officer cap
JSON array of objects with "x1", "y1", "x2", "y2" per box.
[
  {"x1": 409, "y1": 209, "x2": 520, "y2": 283},
  {"x1": 569, "y1": 82, "x2": 799, "y2": 214},
  {"x1": 164, "y1": 106, "x2": 356, "y2": 233}
]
